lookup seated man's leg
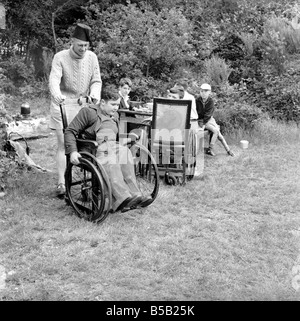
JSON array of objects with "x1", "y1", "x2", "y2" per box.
[
  {"x1": 97, "y1": 144, "x2": 141, "y2": 212},
  {"x1": 217, "y1": 132, "x2": 234, "y2": 156},
  {"x1": 117, "y1": 143, "x2": 154, "y2": 209},
  {"x1": 204, "y1": 123, "x2": 219, "y2": 155},
  {"x1": 117, "y1": 144, "x2": 141, "y2": 194},
  {"x1": 217, "y1": 131, "x2": 230, "y2": 152}
]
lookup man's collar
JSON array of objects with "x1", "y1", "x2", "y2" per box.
[{"x1": 97, "y1": 108, "x2": 118, "y2": 121}]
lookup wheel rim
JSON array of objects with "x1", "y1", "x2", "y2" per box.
[
  {"x1": 80, "y1": 152, "x2": 112, "y2": 218},
  {"x1": 186, "y1": 131, "x2": 196, "y2": 180},
  {"x1": 65, "y1": 158, "x2": 107, "y2": 223},
  {"x1": 129, "y1": 143, "x2": 159, "y2": 203}
]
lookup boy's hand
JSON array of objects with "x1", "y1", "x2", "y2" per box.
[{"x1": 70, "y1": 151, "x2": 82, "y2": 165}]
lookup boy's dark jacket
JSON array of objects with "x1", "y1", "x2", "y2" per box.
[
  {"x1": 195, "y1": 96, "x2": 215, "y2": 127},
  {"x1": 118, "y1": 96, "x2": 136, "y2": 118},
  {"x1": 64, "y1": 105, "x2": 119, "y2": 155}
]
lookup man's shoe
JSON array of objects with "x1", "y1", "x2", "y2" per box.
[
  {"x1": 116, "y1": 196, "x2": 133, "y2": 212},
  {"x1": 227, "y1": 150, "x2": 235, "y2": 157},
  {"x1": 120, "y1": 195, "x2": 143, "y2": 213},
  {"x1": 137, "y1": 196, "x2": 153, "y2": 208},
  {"x1": 206, "y1": 148, "x2": 215, "y2": 156},
  {"x1": 56, "y1": 183, "x2": 66, "y2": 197}
]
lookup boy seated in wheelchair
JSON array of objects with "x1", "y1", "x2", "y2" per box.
[{"x1": 64, "y1": 85, "x2": 152, "y2": 213}]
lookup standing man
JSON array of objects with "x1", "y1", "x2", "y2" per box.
[
  {"x1": 174, "y1": 79, "x2": 199, "y2": 131},
  {"x1": 49, "y1": 23, "x2": 102, "y2": 197},
  {"x1": 172, "y1": 80, "x2": 204, "y2": 176}
]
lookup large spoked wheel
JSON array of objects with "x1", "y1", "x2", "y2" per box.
[
  {"x1": 65, "y1": 157, "x2": 109, "y2": 223},
  {"x1": 80, "y1": 152, "x2": 112, "y2": 219},
  {"x1": 129, "y1": 143, "x2": 159, "y2": 205},
  {"x1": 185, "y1": 130, "x2": 196, "y2": 181}
]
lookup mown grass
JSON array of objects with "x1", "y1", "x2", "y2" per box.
[{"x1": 1, "y1": 120, "x2": 300, "y2": 301}]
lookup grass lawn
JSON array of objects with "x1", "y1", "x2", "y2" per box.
[{"x1": 1, "y1": 121, "x2": 300, "y2": 301}]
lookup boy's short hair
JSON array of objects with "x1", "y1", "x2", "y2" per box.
[
  {"x1": 119, "y1": 77, "x2": 132, "y2": 88},
  {"x1": 101, "y1": 85, "x2": 120, "y2": 101},
  {"x1": 169, "y1": 85, "x2": 184, "y2": 99}
]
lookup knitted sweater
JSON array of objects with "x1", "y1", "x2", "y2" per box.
[{"x1": 49, "y1": 47, "x2": 102, "y2": 102}]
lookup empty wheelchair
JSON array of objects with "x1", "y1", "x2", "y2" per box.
[
  {"x1": 60, "y1": 100, "x2": 159, "y2": 224},
  {"x1": 150, "y1": 98, "x2": 197, "y2": 185}
]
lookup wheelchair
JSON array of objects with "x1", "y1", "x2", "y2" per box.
[
  {"x1": 151, "y1": 98, "x2": 197, "y2": 185},
  {"x1": 119, "y1": 98, "x2": 197, "y2": 186},
  {"x1": 60, "y1": 100, "x2": 159, "y2": 224}
]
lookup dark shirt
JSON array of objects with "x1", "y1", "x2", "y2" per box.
[
  {"x1": 64, "y1": 105, "x2": 119, "y2": 155},
  {"x1": 195, "y1": 96, "x2": 214, "y2": 126},
  {"x1": 118, "y1": 96, "x2": 136, "y2": 118}
]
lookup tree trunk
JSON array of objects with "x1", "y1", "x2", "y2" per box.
[
  {"x1": 51, "y1": 12, "x2": 58, "y2": 53},
  {"x1": 31, "y1": 45, "x2": 45, "y2": 79},
  {"x1": 0, "y1": 95, "x2": 8, "y2": 150}
]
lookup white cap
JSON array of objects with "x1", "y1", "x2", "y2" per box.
[{"x1": 200, "y1": 83, "x2": 211, "y2": 90}]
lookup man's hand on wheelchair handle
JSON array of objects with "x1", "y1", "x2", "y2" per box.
[
  {"x1": 87, "y1": 95, "x2": 99, "y2": 105},
  {"x1": 70, "y1": 151, "x2": 82, "y2": 165},
  {"x1": 53, "y1": 94, "x2": 66, "y2": 105}
]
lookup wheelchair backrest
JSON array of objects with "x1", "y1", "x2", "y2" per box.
[
  {"x1": 59, "y1": 99, "x2": 90, "y2": 132},
  {"x1": 151, "y1": 98, "x2": 192, "y2": 144}
]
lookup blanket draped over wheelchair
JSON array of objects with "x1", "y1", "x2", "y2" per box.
[{"x1": 95, "y1": 121, "x2": 141, "y2": 211}]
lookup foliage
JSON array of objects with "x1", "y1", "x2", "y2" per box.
[
  {"x1": 1, "y1": 0, "x2": 300, "y2": 124},
  {"x1": 212, "y1": 85, "x2": 267, "y2": 133},
  {"x1": 215, "y1": 101, "x2": 266, "y2": 133},
  {"x1": 203, "y1": 55, "x2": 232, "y2": 91},
  {"x1": 0, "y1": 97, "x2": 24, "y2": 191},
  {"x1": 260, "y1": 27, "x2": 286, "y2": 75},
  {"x1": 238, "y1": 55, "x2": 300, "y2": 124},
  {"x1": 85, "y1": 3, "x2": 195, "y2": 90},
  {"x1": 0, "y1": 57, "x2": 35, "y2": 95},
  {"x1": 0, "y1": 151, "x2": 25, "y2": 192}
]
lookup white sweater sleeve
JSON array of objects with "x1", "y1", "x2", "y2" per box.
[
  {"x1": 49, "y1": 53, "x2": 63, "y2": 99},
  {"x1": 89, "y1": 53, "x2": 102, "y2": 101}
]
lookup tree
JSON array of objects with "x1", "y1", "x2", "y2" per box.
[
  {"x1": 85, "y1": 2, "x2": 195, "y2": 97},
  {"x1": 0, "y1": 0, "x2": 88, "y2": 78}
]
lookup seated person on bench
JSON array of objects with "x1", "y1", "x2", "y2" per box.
[
  {"x1": 64, "y1": 85, "x2": 152, "y2": 213},
  {"x1": 196, "y1": 83, "x2": 234, "y2": 157}
]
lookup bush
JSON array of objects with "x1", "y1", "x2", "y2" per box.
[
  {"x1": 213, "y1": 88, "x2": 267, "y2": 133},
  {"x1": 216, "y1": 103, "x2": 265, "y2": 133},
  {"x1": 0, "y1": 56, "x2": 35, "y2": 95},
  {"x1": 203, "y1": 55, "x2": 232, "y2": 92},
  {"x1": 260, "y1": 26, "x2": 286, "y2": 75},
  {"x1": 244, "y1": 56, "x2": 300, "y2": 124},
  {"x1": 19, "y1": 78, "x2": 50, "y2": 99}
]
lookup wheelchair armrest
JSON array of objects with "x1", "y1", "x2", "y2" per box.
[{"x1": 76, "y1": 139, "x2": 98, "y2": 154}]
